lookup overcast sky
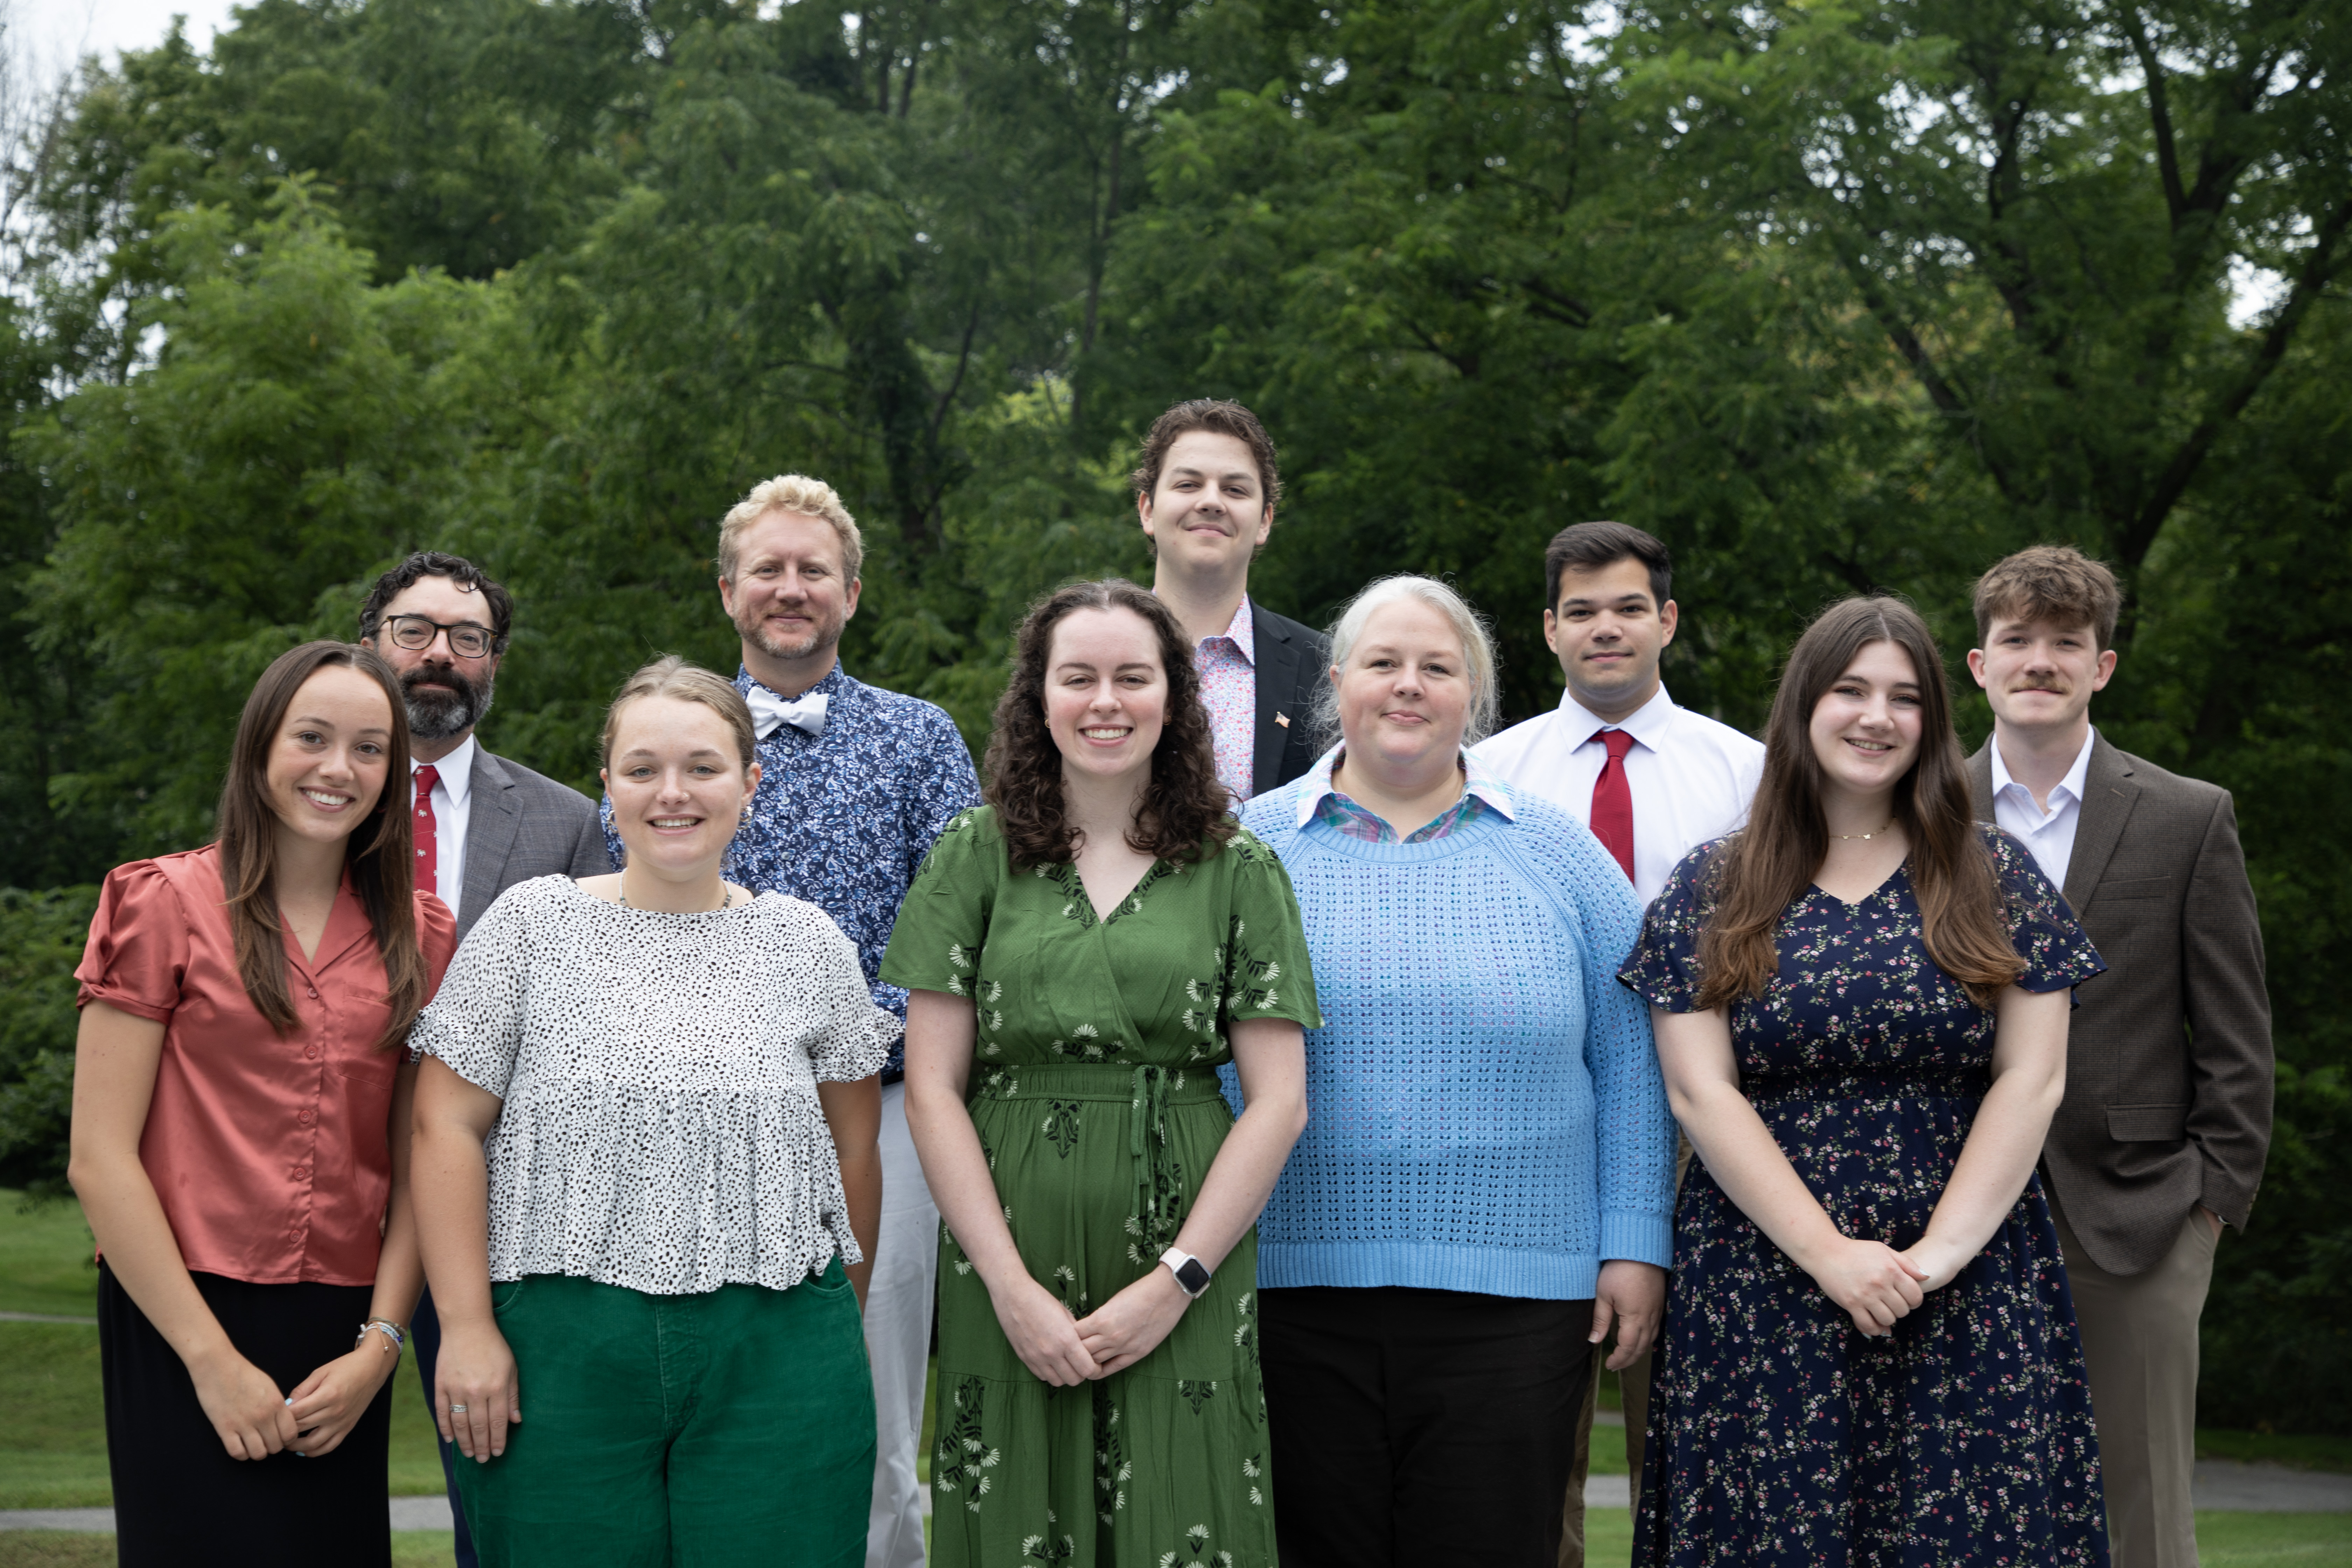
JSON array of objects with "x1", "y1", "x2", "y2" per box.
[{"x1": 15, "y1": 0, "x2": 240, "y2": 83}]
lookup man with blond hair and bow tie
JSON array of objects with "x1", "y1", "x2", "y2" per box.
[{"x1": 603, "y1": 474, "x2": 979, "y2": 1568}]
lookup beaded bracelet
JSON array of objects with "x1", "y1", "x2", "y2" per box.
[{"x1": 357, "y1": 1318, "x2": 406, "y2": 1356}]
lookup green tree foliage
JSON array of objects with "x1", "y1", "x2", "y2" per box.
[
  {"x1": 19, "y1": 180, "x2": 513, "y2": 850},
  {"x1": 0, "y1": 887, "x2": 100, "y2": 1196},
  {"x1": 3, "y1": 0, "x2": 2346, "y2": 1425}
]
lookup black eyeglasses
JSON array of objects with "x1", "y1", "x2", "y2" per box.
[{"x1": 383, "y1": 615, "x2": 497, "y2": 659}]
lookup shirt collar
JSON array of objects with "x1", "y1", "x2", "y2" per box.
[
  {"x1": 414, "y1": 733, "x2": 477, "y2": 806},
  {"x1": 1554, "y1": 682, "x2": 1679, "y2": 752},
  {"x1": 736, "y1": 662, "x2": 854, "y2": 709},
  {"x1": 1293, "y1": 743, "x2": 1519, "y2": 827},
  {"x1": 1990, "y1": 725, "x2": 2096, "y2": 810},
  {"x1": 1208, "y1": 593, "x2": 1255, "y2": 666}
]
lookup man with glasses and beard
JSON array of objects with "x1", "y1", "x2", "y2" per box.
[{"x1": 358, "y1": 550, "x2": 610, "y2": 1568}]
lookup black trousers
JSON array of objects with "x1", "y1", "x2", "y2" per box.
[
  {"x1": 1262, "y1": 1284, "x2": 1595, "y2": 1568},
  {"x1": 98, "y1": 1260, "x2": 393, "y2": 1568}
]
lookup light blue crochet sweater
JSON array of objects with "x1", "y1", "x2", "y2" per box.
[{"x1": 1229, "y1": 780, "x2": 1675, "y2": 1299}]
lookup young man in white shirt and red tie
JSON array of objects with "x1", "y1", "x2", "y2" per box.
[{"x1": 1474, "y1": 520, "x2": 1764, "y2": 1567}]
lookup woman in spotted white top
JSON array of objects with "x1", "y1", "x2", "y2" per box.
[{"x1": 411, "y1": 657, "x2": 891, "y2": 1568}]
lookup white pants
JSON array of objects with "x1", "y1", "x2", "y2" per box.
[{"x1": 864, "y1": 1080, "x2": 939, "y2": 1568}]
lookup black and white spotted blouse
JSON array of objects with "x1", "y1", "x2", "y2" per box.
[{"x1": 411, "y1": 875, "x2": 894, "y2": 1295}]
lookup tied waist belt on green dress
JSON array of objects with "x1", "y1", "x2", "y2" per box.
[{"x1": 969, "y1": 1063, "x2": 1226, "y2": 1256}]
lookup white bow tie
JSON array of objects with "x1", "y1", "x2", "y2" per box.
[{"x1": 746, "y1": 685, "x2": 828, "y2": 740}]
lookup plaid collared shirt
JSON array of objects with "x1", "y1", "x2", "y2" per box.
[{"x1": 1298, "y1": 745, "x2": 1518, "y2": 844}]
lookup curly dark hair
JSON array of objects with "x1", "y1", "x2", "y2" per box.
[
  {"x1": 358, "y1": 550, "x2": 514, "y2": 652},
  {"x1": 984, "y1": 580, "x2": 1237, "y2": 869}
]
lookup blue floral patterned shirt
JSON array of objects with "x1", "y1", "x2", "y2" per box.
[{"x1": 602, "y1": 664, "x2": 981, "y2": 1079}]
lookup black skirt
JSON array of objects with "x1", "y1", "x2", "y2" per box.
[{"x1": 98, "y1": 1260, "x2": 392, "y2": 1568}]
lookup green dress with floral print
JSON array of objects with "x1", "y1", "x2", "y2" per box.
[{"x1": 881, "y1": 806, "x2": 1321, "y2": 1568}]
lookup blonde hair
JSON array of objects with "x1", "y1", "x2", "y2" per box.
[
  {"x1": 1315, "y1": 575, "x2": 1502, "y2": 746},
  {"x1": 715, "y1": 475, "x2": 864, "y2": 584},
  {"x1": 601, "y1": 656, "x2": 758, "y2": 774}
]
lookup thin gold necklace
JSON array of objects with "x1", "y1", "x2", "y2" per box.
[
  {"x1": 618, "y1": 868, "x2": 734, "y2": 912},
  {"x1": 1830, "y1": 821, "x2": 1898, "y2": 841}
]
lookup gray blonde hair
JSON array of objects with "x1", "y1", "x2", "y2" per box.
[
  {"x1": 601, "y1": 656, "x2": 758, "y2": 774},
  {"x1": 715, "y1": 474, "x2": 864, "y2": 584},
  {"x1": 1315, "y1": 575, "x2": 1502, "y2": 747}
]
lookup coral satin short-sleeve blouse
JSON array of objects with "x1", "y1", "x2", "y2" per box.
[{"x1": 75, "y1": 844, "x2": 457, "y2": 1287}]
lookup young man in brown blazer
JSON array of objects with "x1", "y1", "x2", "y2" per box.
[{"x1": 1965, "y1": 546, "x2": 2273, "y2": 1568}]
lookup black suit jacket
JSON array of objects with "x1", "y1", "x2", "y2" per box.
[
  {"x1": 455, "y1": 747, "x2": 614, "y2": 940},
  {"x1": 1967, "y1": 733, "x2": 2272, "y2": 1276},
  {"x1": 1251, "y1": 602, "x2": 1330, "y2": 796}
]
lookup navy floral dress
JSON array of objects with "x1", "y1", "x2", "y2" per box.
[{"x1": 1619, "y1": 826, "x2": 2108, "y2": 1567}]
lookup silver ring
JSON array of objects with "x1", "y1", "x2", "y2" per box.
[{"x1": 449, "y1": 1404, "x2": 468, "y2": 1414}]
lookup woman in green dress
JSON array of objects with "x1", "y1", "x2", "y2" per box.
[{"x1": 885, "y1": 579, "x2": 1318, "y2": 1568}]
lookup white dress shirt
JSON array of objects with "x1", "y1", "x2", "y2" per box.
[
  {"x1": 1472, "y1": 685, "x2": 1765, "y2": 907},
  {"x1": 413, "y1": 733, "x2": 477, "y2": 918},
  {"x1": 1989, "y1": 726, "x2": 2095, "y2": 891}
]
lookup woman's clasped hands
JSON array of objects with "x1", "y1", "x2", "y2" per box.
[
  {"x1": 1806, "y1": 1233, "x2": 1933, "y2": 1338},
  {"x1": 989, "y1": 1266, "x2": 1193, "y2": 1386}
]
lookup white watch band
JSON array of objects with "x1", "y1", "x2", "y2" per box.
[{"x1": 1159, "y1": 1246, "x2": 1211, "y2": 1298}]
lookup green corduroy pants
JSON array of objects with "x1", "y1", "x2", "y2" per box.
[{"x1": 454, "y1": 1262, "x2": 875, "y2": 1568}]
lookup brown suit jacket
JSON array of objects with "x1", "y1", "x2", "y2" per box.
[{"x1": 1968, "y1": 733, "x2": 2272, "y2": 1276}]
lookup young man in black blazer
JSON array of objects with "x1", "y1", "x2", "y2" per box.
[{"x1": 1134, "y1": 399, "x2": 1328, "y2": 799}]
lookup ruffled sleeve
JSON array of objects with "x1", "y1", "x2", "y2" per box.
[
  {"x1": 409, "y1": 880, "x2": 536, "y2": 1097},
  {"x1": 75, "y1": 860, "x2": 192, "y2": 1023},
  {"x1": 1984, "y1": 826, "x2": 2107, "y2": 997},
  {"x1": 798, "y1": 904, "x2": 897, "y2": 1083},
  {"x1": 1221, "y1": 829, "x2": 1322, "y2": 1029},
  {"x1": 1617, "y1": 840, "x2": 1724, "y2": 1014},
  {"x1": 879, "y1": 807, "x2": 997, "y2": 999}
]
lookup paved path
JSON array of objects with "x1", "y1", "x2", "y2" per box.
[
  {"x1": 6, "y1": 1461, "x2": 2350, "y2": 1532},
  {"x1": 0, "y1": 1497, "x2": 459, "y2": 1532},
  {"x1": 0, "y1": 1310, "x2": 96, "y2": 1324}
]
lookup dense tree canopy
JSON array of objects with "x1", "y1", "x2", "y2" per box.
[{"x1": 2, "y1": 0, "x2": 2345, "y2": 1427}]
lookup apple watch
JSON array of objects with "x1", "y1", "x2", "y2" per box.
[{"x1": 1159, "y1": 1246, "x2": 1212, "y2": 1299}]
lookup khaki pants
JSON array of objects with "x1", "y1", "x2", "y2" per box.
[
  {"x1": 1558, "y1": 1347, "x2": 1653, "y2": 1567},
  {"x1": 2051, "y1": 1191, "x2": 2219, "y2": 1568}
]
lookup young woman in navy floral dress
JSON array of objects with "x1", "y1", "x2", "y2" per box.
[{"x1": 1620, "y1": 596, "x2": 2109, "y2": 1567}]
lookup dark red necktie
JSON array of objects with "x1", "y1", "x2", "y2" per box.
[
  {"x1": 413, "y1": 764, "x2": 440, "y2": 897},
  {"x1": 1590, "y1": 729, "x2": 1636, "y2": 882}
]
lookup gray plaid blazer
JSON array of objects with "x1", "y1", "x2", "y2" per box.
[{"x1": 454, "y1": 747, "x2": 612, "y2": 940}]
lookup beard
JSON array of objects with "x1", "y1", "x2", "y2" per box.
[
  {"x1": 402, "y1": 662, "x2": 494, "y2": 742},
  {"x1": 733, "y1": 598, "x2": 843, "y2": 664}
]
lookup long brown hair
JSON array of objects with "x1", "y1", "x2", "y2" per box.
[
  {"x1": 217, "y1": 640, "x2": 427, "y2": 1049},
  {"x1": 1694, "y1": 596, "x2": 2022, "y2": 1010},
  {"x1": 983, "y1": 580, "x2": 1237, "y2": 868}
]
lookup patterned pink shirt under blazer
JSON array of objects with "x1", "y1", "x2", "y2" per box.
[{"x1": 1190, "y1": 594, "x2": 1258, "y2": 805}]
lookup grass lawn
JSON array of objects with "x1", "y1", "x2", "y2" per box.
[
  {"x1": 4, "y1": 1195, "x2": 2349, "y2": 1568},
  {"x1": 0, "y1": 1198, "x2": 98, "y2": 1319},
  {"x1": 0, "y1": 1193, "x2": 453, "y2": 1508}
]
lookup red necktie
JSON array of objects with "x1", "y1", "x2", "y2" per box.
[
  {"x1": 1590, "y1": 729, "x2": 1636, "y2": 882},
  {"x1": 413, "y1": 764, "x2": 440, "y2": 898}
]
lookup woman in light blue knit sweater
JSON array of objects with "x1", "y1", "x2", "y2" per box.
[{"x1": 1232, "y1": 576, "x2": 1676, "y2": 1568}]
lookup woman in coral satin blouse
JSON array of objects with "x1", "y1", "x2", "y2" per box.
[{"x1": 69, "y1": 640, "x2": 457, "y2": 1568}]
